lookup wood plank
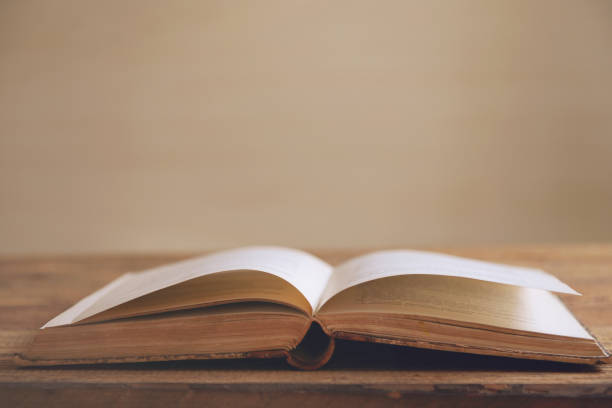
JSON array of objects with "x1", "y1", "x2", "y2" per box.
[{"x1": 2, "y1": 245, "x2": 612, "y2": 406}]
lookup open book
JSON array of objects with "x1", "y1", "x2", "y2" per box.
[{"x1": 18, "y1": 247, "x2": 609, "y2": 368}]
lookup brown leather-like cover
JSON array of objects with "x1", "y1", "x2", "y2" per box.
[{"x1": 15, "y1": 320, "x2": 609, "y2": 369}]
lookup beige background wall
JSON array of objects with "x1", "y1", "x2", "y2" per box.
[{"x1": 1, "y1": 0, "x2": 611, "y2": 255}]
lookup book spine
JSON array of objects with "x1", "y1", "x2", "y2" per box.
[{"x1": 285, "y1": 322, "x2": 335, "y2": 370}]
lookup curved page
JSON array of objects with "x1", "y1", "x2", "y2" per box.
[
  {"x1": 317, "y1": 250, "x2": 579, "y2": 310},
  {"x1": 43, "y1": 246, "x2": 332, "y2": 328},
  {"x1": 318, "y1": 275, "x2": 591, "y2": 339},
  {"x1": 71, "y1": 271, "x2": 314, "y2": 325}
]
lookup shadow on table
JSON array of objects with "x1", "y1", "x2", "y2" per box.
[{"x1": 23, "y1": 339, "x2": 602, "y2": 373}]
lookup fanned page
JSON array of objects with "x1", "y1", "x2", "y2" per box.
[
  {"x1": 43, "y1": 247, "x2": 332, "y2": 328},
  {"x1": 317, "y1": 250, "x2": 580, "y2": 310}
]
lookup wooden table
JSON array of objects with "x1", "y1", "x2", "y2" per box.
[{"x1": 2, "y1": 245, "x2": 612, "y2": 407}]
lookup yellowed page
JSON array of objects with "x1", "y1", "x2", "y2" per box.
[
  {"x1": 318, "y1": 250, "x2": 579, "y2": 310},
  {"x1": 318, "y1": 275, "x2": 592, "y2": 340},
  {"x1": 43, "y1": 247, "x2": 331, "y2": 328},
  {"x1": 71, "y1": 270, "x2": 313, "y2": 324}
]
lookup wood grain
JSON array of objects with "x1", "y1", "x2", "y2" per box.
[{"x1": 2, "y1": 245, "x2": 612, "y2": 407}]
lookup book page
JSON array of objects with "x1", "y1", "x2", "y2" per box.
[
  {"x1": 317, "y1": 250, "x2": 579, "y2": 310},
  {"x1": 43, "y1": 246, "x2": 332, "y2": 327},
  {"x1": 318, "y1": 275, "x2": 591, "y2": 339}
]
